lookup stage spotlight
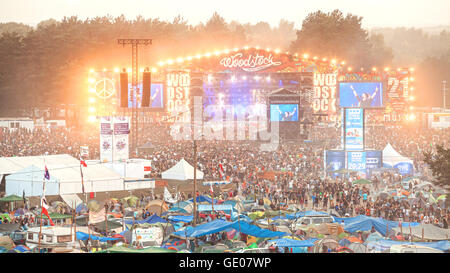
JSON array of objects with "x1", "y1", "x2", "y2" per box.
[
  {"x1": 89, "y1": 107, "x2": 96, "y2": 113},
  {"x1": 195, "y1": 54, "x2": 201, "y2": 59},
  {"x1": 372, "y1": 67, "x2": 377, "y2": 72},
  {"x1": 409, "y1": 67, "x2": 415, "y2": 72},
  {"x1": 167, "y1": 60, "x2": 174, "y2": 65},
  {"x1": 409, "y1": 96, "x2": 415, "y2": 101},
  {"x1": 89, "y1": 97, "x2": 96, "y2": 103},
  {"x1": 89, "y1": 68, "x2": 95, "y2": 73},
  {"x1": 89, "y1": 87, "x2": 95, "y2": 93},
  {"x1": 384, "y1": 67, "x2": 390, "y2": 72},
  {"x1": 242, "y1": 76, "x2": 247, "y2": 80},
  {"x1": 126, "y1": 68, "x2": 132, "y2": 73},
  {"x1": 409, "y1": 77, "x2": 415, "y2": 82},
  {"x1": 348, "y1": 67, "x2": 353, "y2": 71},
  {"x1": 313, "y1": 56, "x2": 318, "y2": 60},
  {"x1": 114, "y1": 67, "x2": 120, "y2": 73},
  {"x1": 266, "y1": 76, "x2": 271, "y2": 82},
  {"x1": 151, "y1": 67, "x2": 157, "y2": 73},
  {"x1": 275, "y1": 49, "x2": 280, "y2": 54},
  {"x1": 88, "y1": 78, "x2": 95, "y2": 84},
  {"x1": 88, "y1": 116, "x2": 96, "y2": 123},
  {"x1": 187, "y1": 56, "x2": 193, "y2": 61},
  {"x1": 140, "y1": 68, "x2": 145, "y2": 72},
  {"x1": 158, "y1": 61, "x2": 165, "y2": 66},
  {"x1": 231, "y1": 75, "x2": 236, "y2": 82},
  {"x1": 331, "y1": 59, "x2": 336, "y2": 64},
  {"x1": 322, "y1": 58, "x2": 327, "y2": 61},
  {"x1": 341, "y1": 61, "x2": 346, "y2": 65},
  {"x1": 177, "y1": 58, "x2": 183, "y2": 63},
  {"x1": 303, "y1": 54, "x2": 309, "y2": 59},
  {"x1": 233, "y1": 48, "x2": 239, "y2": 52},
  {"x1": 103, "y1": 68, "x2": 107, "y2": 72},
  {"x1": 205, "y1": 52, "x2": 211, "y2": 57},
  {"x1": 214, "y1": 51, "x2": 220, "y2": 55}
]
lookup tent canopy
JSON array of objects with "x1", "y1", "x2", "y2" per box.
[
  {"x1": 161, "y1": 158, "x2": 204, "y2": 181},
  {"x1": 392, "y1": 224, "x2": 450, "y2": 241},
  {"x1": 382, "y1": 144, "x2": 414, "y2": 175},
  {"x1": 173, "y1": 219, "x2": 286, "y2": 238},
  {"x1": 0, "y1": 195, "x2": 24, "y2": 202}
]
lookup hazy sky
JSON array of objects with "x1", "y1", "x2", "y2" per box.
[{"x1": 1, "y1": 0, "x2": 449, "y2": 28}]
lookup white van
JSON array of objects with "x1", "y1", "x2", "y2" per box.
[{"x1": 389, "y1": 245, "x2": 443, "y2": 253}]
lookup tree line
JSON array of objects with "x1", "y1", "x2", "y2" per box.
[{"x1": 0, "y1": 10, "x2": 448, "y2": 116}]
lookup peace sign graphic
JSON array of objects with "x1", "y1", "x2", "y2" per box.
[{"x1": 95, "y1": 78, "x2": 116, "y2": 99}]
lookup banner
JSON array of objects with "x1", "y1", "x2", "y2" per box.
[
  {"x1": 324, "y1": 150, "x2": 346, "y2": 178},
  {"x1": 80, "y1": 146, "x2": 89, "y2": 158},
  {"x1": 313, "y1": 73, "x2": 338, "y2": 121},
  {"x1": 347, "y1": 151, "x2": 366, "y2": 178},
  {"x1": 113, "y1": 116, "x2": 130, "y2": 161},
  {"x1": 166, "y1": 71, "x2": 190, "y2": 122},
  {"x1": 344, "y1": 108, "x2": 364, "y2": 151},
  {"x1": 365, "y1": 150, "x2": 382, "y2": 178},
  {"x1": 100, "y1": 117, "x2": 113, "y2": 162},
  {"x1": 100, "y1": 116, "x2": 129, "y2": 162}
]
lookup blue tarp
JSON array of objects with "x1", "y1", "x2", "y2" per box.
[
  {"x1": 188, "y1": 195, "x2": 218, "y2": 204},
  {"x1": 198, "y1": 204, "x2": 233, "y2": 212},
  {"x1": 173, "y1": 219, "x2": 286, "y2": 238},
  {"x1": 76, "y1": 232, "x2": 121, "y2": 242},
  {"x1": 338, "y1": 215, "x2": 419, "y2": 236},
  {"x1": 168, "y1": 207, "x2": 188, "y2": 213},
  {"x1": 367, "y1": 239, "x2": 450, "y2": 252},
  {"x1": 268, "y1": 238, "x2": 317, "y2": 247},
  {"x1": 284, "y1": 210, "x2": 330, "y2": 220},
  {"x1": 169, "y1": 215, "x2": 194, "y2": 223},
  {"x1": 124, "y1": 214, "x2": 168, "y2": 225}
]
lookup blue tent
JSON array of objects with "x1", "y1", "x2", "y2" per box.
[
  {"x1": 124, "y1": 214, "x2": 168, "y2": 225},
  {"x1": 285, "y1": 210, "x2": 330, "y2": 220},
  {"x1": 76, "y1": 232, "x2": 121, "y2": 242},
  {"x1": 340, "y1": 215, "x2": 419, "y2": 236},
  {"x1": 168, "y1": 207, "x2": 188, "y2": 214},
  {"x1": 188, "y1": 195, "x2": 218, "y2": 204},
  {"x1": 267, "y1": 238, "x2": 317, "y2": 248},
  {"x1": 367, "y1": 239, "x2": 450, "y2": 252},
  {"x1": 173, "y1": 219, "x2": 286, "y2": 238},
  {"x1": 76, "y1": 203, "x2": 88, "y2": 214},
  {"x1": 169, "y1": 215, "x2": 194, "y2": 223}
]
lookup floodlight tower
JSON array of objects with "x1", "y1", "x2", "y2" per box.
[{"x1": 118, "y1": 39, "x2": 152, "y2": 156}]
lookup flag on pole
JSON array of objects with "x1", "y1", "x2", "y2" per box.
[
  {"x1": 80, "y1": 160, "x2": 86, "y2": 193},
  {"x1": 210, "y1": 184, "x2": 214, "y2": 195},
  {"x1": 41, "y1": 197, "x2": 54, "y2": 226},
  {"x1": 218, "y1": 164, "x2": 225, "y2": 179},
  {"x1": 80, "y1": 158, "x2": 87, "y2": 167},
  {"x1": 44, "y1": 166, "x2": 50, "y2": 180}
]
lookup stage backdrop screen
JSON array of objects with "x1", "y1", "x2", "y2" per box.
[
  {"x1": 339, "y1": 82, "x2": 383, "y2": 108},
  {"x1": 270, "y1": 104, "x2": 298, "y2": 121},
  {"x1": 127, "y1": 83, "x2": 164, "y2": 108}
]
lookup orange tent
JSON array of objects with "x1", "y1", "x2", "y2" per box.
[{"x1": 347, "y1": 236, "x2": 363, "y2": 243}]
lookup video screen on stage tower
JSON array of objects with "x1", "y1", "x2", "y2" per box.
[
  {"x1": 270, "y1": 104, "x2": 298, "y2": 121},
  {"x1": 127, "y1": 83, "x2": 164, "y2": 108},
  {"x1": 339, "y1": 82, "x2": 383, "y2": 108}
]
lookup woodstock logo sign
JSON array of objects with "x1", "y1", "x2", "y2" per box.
[{"x1": 219, "y1": 52, "x2": 282, "y2": 72}]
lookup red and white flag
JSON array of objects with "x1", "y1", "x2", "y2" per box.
[
  {"x1": 41, "y1": 197, "x2": 54, "y2": 226},
  {"x1": 80, "y1": 158, "x2": 87, "y2": 167},
  {"x1": 210, "y1": 184, "x2": 214, "y2": 195},
  {"x1": 218, "y1": 164, "x2": 225, "y2": 179}
]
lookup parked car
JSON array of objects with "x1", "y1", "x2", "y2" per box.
[
  {"x1": 290, "y1": 215, "x2": 335, "y2": 231},
  {"x1": 389, "y1": 245, "x2": 443, "y2": 253}
]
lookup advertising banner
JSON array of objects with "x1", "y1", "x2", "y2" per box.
[
  {"x1": 344, "y1": 108, "x2": 364, "y2": 151},
  {"x1": 365, "y1": 150, "x2": 382, "y2": 178},
  {"x1": 100, "y1": 116, "x2": 129, "y2": 162},
  {"x1": 325, "y1": 150, "x2": 346, "y2": 178},
  {"x1": 100, "y1": 117, "x2": 113, "y2": 163},
  {"x1": 347, "y1": 151, "x2": 366, "y2": 177}
]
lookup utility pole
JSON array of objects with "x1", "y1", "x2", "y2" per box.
[
  {"x1": 118, "y1": 39, "x2": 152, "y2": 156},
  {"x1": 443, "y1": 80, "x2": 447, "y2": 110},
  {"x1": 193, "y1": 140, "x2": 197, "y2": 226}
]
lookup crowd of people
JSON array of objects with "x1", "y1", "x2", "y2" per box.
[{"x1": 0, "y1": 122, "x2": 448, "y2": 238}]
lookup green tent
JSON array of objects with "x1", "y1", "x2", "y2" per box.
[
  {"x1": 0, "y1": 195, "x2": 24, "y2": 202},
  {"x1": 352, "y1": 179, "x2": 372, "y2": 185},
  {"x1": 95, "y1": 245, "x2": 176, "y2": 253}
]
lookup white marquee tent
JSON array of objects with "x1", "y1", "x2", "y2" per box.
[
  {"x1": 161, "y1": 158, "x2": 204, "y2": 181},
  {"x1": 1, "y1": 154, "x2": 124, "y2": 197},
  {"x1": 382, "y1": 143, "x2": 414, "y2": 167}
]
